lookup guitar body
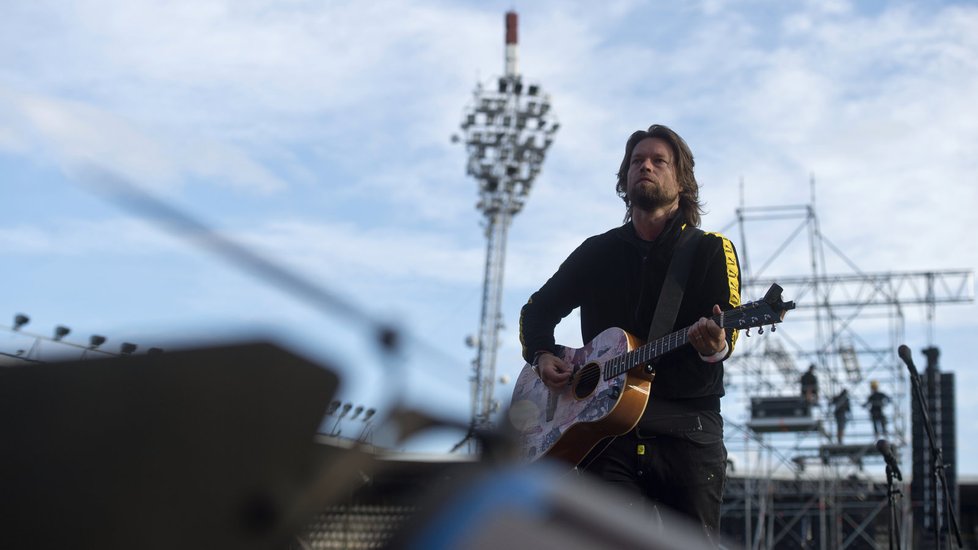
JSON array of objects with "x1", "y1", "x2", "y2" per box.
[{"x1": 509, "y1": 327, "x2": 653, "y2": 466}]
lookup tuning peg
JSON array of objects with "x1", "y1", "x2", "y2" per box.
[
  {"x1": 758, "y1": 327, "x2": 764, "y2": 334},
  {"x1": 745, "y1": 328, "x2": 751, "y2": 337},
  {"x1": 771, "y1": 325, "x2": 777, "y2": 332}
]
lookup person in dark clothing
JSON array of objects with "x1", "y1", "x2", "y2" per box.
[
  {"x1": 831, "y1": 389, "x2": 851, "y2": 444},
  {"x1": 519, "y1": 124, "x2": 740, "y2": 543},
  {"x1": 864, "y1": 380, "x2": 890, "y2": 437},
  {"x1": 800, "y1": 364, "x2": 818, "y2": 405}
]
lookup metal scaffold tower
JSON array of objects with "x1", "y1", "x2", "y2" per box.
[
  {"x1": 456, "y1": 11, "x2": 558, "y2": 438},
  {"x1": 720, "y1": 178, "x2": 974, "y2": 549}
]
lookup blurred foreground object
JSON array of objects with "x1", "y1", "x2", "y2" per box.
[
  {"x1": 0, "y1": 341, "x2": 339, "y2": 550},
  {"x1": 393, "y1": 460, "x2": 721, "y2": 550}
]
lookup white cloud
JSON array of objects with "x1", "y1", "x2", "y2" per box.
[
  {"x1": 241, "y1": 218, "x2": 485, "y2": 287},
  {"x1": 0, "y1": 86, "x2": 287, "y2": 193}
]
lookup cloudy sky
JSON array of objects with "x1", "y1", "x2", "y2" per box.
[{"x1": 2, "y1": 0, "x2": 976, "y2": 476}]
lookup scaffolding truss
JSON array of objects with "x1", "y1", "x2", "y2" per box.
[{"x1": 719, "y1": 183, "x2": 973, "y2": 549}]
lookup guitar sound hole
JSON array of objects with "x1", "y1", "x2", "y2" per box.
[{"x1": 574, "y1": 362, "x2": 601, "y2": 399}]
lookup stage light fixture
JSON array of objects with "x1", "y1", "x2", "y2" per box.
[
  {"x1": 89, "y1": 335, "x2": 106, "y2": 349},
  {"x1": 120, "y1": 342, "x2": 137, "y2": 355},
  {"x1": 13, "y1": 313, "x2": 30, "y2": 330},
  {"x1": 53, "y1": 325, "x2": 71, "y2": 341}
]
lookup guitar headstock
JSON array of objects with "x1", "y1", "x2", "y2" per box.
[{"x1": 721, "y1": 283, "x2": 795, "y2": 335}]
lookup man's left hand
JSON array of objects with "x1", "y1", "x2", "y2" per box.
[{"x1": 689, "y1": 304, "x2": 726, "y2": 357}]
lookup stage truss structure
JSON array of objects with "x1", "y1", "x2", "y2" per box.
[{"x1": 720, "y1": 179, "x2": 973, "y2": 549}]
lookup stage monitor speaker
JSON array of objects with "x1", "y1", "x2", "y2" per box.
[{"x1": 0, "y1": 341, "x2": 339, "y2": 550}]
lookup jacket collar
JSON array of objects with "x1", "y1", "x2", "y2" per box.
[{"x1": 615, "y1": 211, "x2": 686, "y2": 252}]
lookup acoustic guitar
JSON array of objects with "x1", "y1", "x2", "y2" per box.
[{"x1": 508, "y1": 283, "x2": 794, "y2": 465}]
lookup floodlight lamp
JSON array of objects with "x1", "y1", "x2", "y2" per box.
[
  {"x1": 13, "y1": 313, "x2": 29, "y2": 330},
  {"x1": 120, "y1": 342, "x2": 138, "y2": 355},
  {"x1": 528, "y1": 84, "x2": 539, "y2": 96},
  {"x1": 89, "y1": 334, "x2": 106, "y2": 349},
  {"x1": 53, "y1": 325, "x2": 71, "y2": 341}
]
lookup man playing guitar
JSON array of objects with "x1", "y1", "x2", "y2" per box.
[{"x1": 518, "y1": 124, "x2": 740, "y2": 544}]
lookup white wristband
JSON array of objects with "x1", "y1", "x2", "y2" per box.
[{"x1": 698, "y1": 341, "x2": 728, "y2": 363}]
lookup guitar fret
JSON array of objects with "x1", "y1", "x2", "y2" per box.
[{"x1": 604, "y1": 305, "x2": 771, "y2": 381}]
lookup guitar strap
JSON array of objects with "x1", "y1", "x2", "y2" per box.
[
  {"x1": 579, "y1": 225, "x2": 707, "y2": 470},
  {"x1": 646, "y1": 225, "x2": 704, "y2": 343}
]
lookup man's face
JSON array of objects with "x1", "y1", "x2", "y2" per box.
[{"x1": 626, "y1": 137, "x2": 681, "y2": 212}]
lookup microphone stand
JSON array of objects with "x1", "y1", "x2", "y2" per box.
[
  {"x1": 905, "y1": 352, "x2": 963, "y2": 548},
  {"x1": 885, "y1": 463, "x2": 902, "y2": 550}
]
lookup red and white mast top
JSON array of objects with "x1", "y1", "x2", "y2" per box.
[{"x1": 505, "y1": 11, "x2": 518, "y2": 77}]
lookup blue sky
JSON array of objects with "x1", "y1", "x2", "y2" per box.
[{"x1": 2, "y1": 0, "x2": 976, "y2": 476}]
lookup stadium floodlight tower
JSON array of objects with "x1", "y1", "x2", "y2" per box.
[{"x1": 459, "y1": 10, "x2": 558, "y2": 439}]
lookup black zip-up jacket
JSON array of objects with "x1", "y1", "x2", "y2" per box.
[{"x1": 519, "y1": 216, "x2": 741, "y2": 403}]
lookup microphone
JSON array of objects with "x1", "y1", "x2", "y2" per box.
[
  {"x1": 898, "y1": 344, "x2": 919, "y2": 378},
  {"x1": 876, "y1": 439, "x2": 903, "y2": 481}
]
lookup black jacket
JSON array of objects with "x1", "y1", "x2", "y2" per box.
[{"x1": 519, "y1": 216, "x2": 741, "y2": 402}]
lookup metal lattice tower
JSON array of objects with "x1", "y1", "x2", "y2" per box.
[
  {"x1": 457, "y1": 11, "x2": 558, "y2": 435},
  {"x1": 721, "y1": 178, "x2": 974, "y2": 549}
]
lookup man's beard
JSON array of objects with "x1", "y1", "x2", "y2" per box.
[{"x1": 629, "y1": 182, "x2": 678, "y2": 212}]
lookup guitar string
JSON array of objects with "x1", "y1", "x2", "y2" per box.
[{"x1": 601, "y1": 307, "x2": 765, "y2": 381}]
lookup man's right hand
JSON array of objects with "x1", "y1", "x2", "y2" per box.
[{"x1": 536, "y1": 352, "x2": 573, "y2": 390}]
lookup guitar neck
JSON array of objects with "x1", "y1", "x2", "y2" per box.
[
  {"x1": 596, "y1": 288, "x2": 793, "y2": 381},
  {"x1": 604, "y1": 314, "x2": 721, "y2": 380}
]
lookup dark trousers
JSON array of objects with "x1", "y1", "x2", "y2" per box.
[
  {"x1": 580, "y1": 411, "x2": 727, "y2": 543},
  {"x1": 871, "y1": 411, "x2": 888, "y2": 436}
]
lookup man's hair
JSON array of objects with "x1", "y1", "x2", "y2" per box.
[{"x1": 615, "y1": 124, "x2": 704, "y2": 227}]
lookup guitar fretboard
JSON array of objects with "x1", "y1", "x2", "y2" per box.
[
  {"x1": 602, "y1": 313, "x2": 721, "y2": 381},
  {"x1": 595, "y1": 289, "x2": 791, "y2": 381}
]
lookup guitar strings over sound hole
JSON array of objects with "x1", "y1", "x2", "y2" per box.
[{"x1": 574, "y1": 362, "x2": 601, "y2": 399}]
